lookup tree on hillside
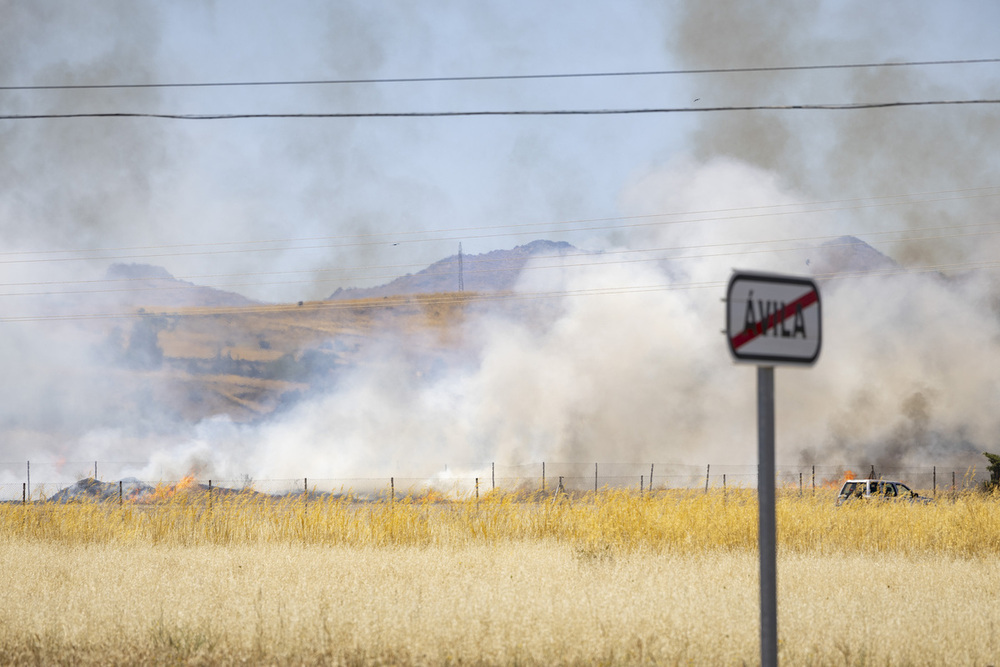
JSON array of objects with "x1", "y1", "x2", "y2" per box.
[
  {"x1": 983, "y1": 452, "x2": 1000, "y2": 493},
  {"x1": 124, "y1": 314, "x2": 167, "y2": 370}
]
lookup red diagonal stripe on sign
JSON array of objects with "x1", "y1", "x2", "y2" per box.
[{"x1": 731, "y1": 289, "x2": 818, "y2": 350}]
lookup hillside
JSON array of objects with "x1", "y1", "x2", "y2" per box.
[
  {"x1": 328, "y1": 239, "x2": 578, "y2": 299},
  {"x1": 104, "y1": 263, "x2": 260, "y2": 309},
  {"x1": 108, "y1": 292, "x2": 485, "y2": 423},
  {"x1": 806, "y1": 236, "x2": 899, "y2": 277},
  {"x1": 89, "y1": 237, "x2": 902, "y2": 425}
]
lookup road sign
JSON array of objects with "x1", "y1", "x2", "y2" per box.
[
  {"x1": 725, "y1": 271, "x2": 822, "y2": 667},
  {"x1": 726, "y1": 271, "x2": 821, "y2": 365}
]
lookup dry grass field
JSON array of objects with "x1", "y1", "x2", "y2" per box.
[{"x1": 2, "y1": 489, "x2": 1000, "y2": 665}]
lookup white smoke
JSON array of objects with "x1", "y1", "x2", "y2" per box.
[{"x1": 2, "y1": 0, "x2": 999, "y2": 492}]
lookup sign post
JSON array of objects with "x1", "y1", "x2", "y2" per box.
[{"x1": 726, "y1": 271, "x2": 821, "y2": 667}]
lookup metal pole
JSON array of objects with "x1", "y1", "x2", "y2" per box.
[{"x1": 758, "y1": 365, "x2": 778, "y2": 667}]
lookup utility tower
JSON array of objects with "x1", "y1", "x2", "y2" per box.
[{"x1": 458, "y1": 242, "x2": 465, "y2": 292}]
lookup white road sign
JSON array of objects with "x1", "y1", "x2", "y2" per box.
[{"x1": 726, "y1": 271, "x2": 821, "y2": 365}]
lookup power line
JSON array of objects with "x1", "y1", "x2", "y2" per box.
[
  {"x1": 3, "y1": 99, "x2": 1000, "y2": 121},
  {"x1": 0, "y1": 185, "x2": 997, "y2": 267},
  {"x1": 3, "y1": 58, "x2": 998, "y2": 91},
  {"x1": 3, "y1": 224, "x2": 1000, "y2": 304},
  {"x1": 3, "y1": 252, "x2": 999, "y2": 324},
  {"x1": 0, "y1": 221, "x2": 983, "y2": 291}
]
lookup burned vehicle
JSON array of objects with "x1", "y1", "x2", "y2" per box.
[{"x1": 835, "y1": 479, "x2": 932, "y2": 506}]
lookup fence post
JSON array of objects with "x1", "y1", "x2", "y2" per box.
[
  {"x1": 595, "y1": 463, "x2": 598, "y2": 494},
  {"x1": 492, "y1": 462, "x2": 495, "y2": 491},
  {"x1": 811, "y1": 465, "x2": 815, "y2": 495},
  {"x1": 475, "y1": 477, "x2": 479, "y2": 501},
  {"x1": 705, "y1": 464, "x2": 710, "y2": 493},
  {"x1": 22, "y1": 482, "x2": 25, "y2": 504},
  {"x1": 933, "y1": 466, "x2": 937, "y2": 496},
  {"x1": 391, "y1": 477, "x2": 395, "y2": 503},
  {"x1": 542, "y1": 462, "x2": 545, "y2": 493},
  {"x1": 723, "y1": 474, "x2": 727, "y2": 499},
  {"x1": 640, "y1": 474, "x2": 644, "y2": 495},
  {"x1": 119, "y1": 480, "x2": 123, "y2": 505},
  {"x1": 799, "y1": 472, "x2": 803, "y2": 496},
  {"x1": 650, "y1": 464, "x2": 654, "y2": 491}
]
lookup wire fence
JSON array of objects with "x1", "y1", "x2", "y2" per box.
[{"x1": 0, "y1": 460, "x2": 990, "y2": 502}]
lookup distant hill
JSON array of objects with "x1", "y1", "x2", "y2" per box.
[
  {"x1": 105, "y1": 263, "x2": 260, "y2": 309},
  {"x1": 806, "y1": 236, "x2": 899, "y2": 277},
  {"x1": 325, "y1": 236, "x2": 900, "y2": 300},
  {"x1": 328, "y1": 240, "x2": 579, "y2": 300},
  {"x1": 64, "y1": 237, "x2": 904, "y2": 426}
]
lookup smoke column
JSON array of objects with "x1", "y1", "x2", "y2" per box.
[{"x1": 1, "y1": 0, "x2": 998, "y2": 490}]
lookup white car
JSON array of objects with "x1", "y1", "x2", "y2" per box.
[{"x1": 835, "y1": 479, "x2": 932, "y2": 506}]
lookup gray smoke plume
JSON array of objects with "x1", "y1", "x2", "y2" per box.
[
  {"x1": 2, "y1": 1, "x2": 999, "y2": 492},
  {"x1": 657, "y1": 0, "x2": 1000, "y2": 467}
]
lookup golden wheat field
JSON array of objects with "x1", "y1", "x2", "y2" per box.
[{"x1": 2, "y1": 489, "x2": 999, "y2": 665}]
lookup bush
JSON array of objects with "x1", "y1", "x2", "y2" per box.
[{"x1": 982, "y1": 452, "x2": 1000, "y2": 493}]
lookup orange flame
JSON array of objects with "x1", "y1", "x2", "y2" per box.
[
  {"x1": 816, "y1": 470, "x2": 855, "y2": 489},
  {"x1": 176, "y1": 474, "x2": 197, "y2": 491},
  {"x1": 417, "y1": 489, "x2": 447, "y2": 504},
  {"x1": 138, "y1": 474, "x2": 201, "y2": 503}
]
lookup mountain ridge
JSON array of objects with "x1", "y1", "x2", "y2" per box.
[{"x1": 328, "y1": 239, "x2": 578, "y2": 300}]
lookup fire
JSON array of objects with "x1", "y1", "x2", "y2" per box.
[
  {"x1": 417, "y1": 489, "x2": 447, "y2": 504},
  {"x1": 816, "y1": 470, "x2": 855, "y2": 490},
  {"x1": 135, "y1": 474, "x2": 202, "y2": 503},
  {"x1": 176, "y1": 474, "x2": 197, "y2": 491}
]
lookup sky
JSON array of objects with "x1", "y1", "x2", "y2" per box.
[{"x1": 1, "y1": 0, "x2": 999, "y2": 490}]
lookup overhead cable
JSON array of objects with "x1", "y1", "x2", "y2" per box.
[
  {"x1": 4, "y1": 99, "x2": 1000, "y2": 121},
  {"x1": 1, "y1": 185, "x2": 997, "y2": 267},
  {"x1": 3, "y1": 254, "x2": 1000, "y2": 324},
  {"x1": 2, "y1": 57, "x2": 998, "y2": 91},
  {"x1": 3, "y1": 183, "x2": 996, "y2": 261}
]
